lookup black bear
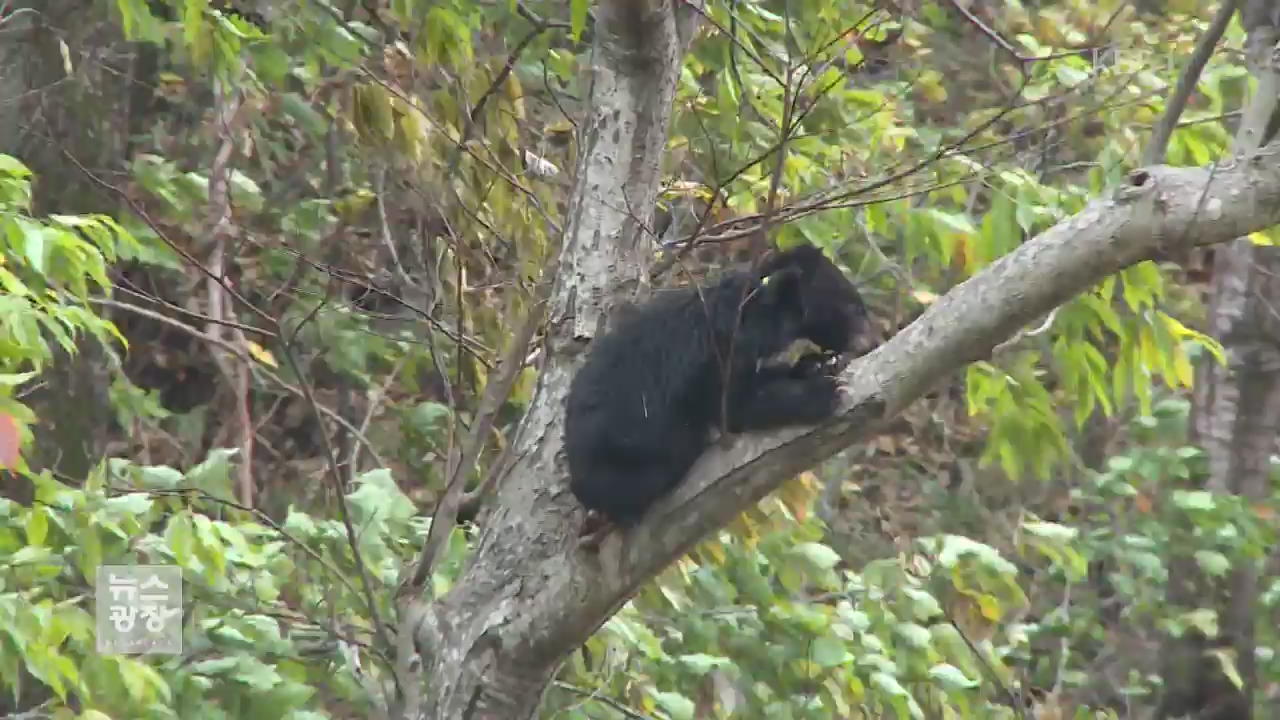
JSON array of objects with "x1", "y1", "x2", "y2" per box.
[{"x1": 564, "y1": 243, "x2": 873, "y2": 527}]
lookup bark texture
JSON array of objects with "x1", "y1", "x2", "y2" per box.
[
  {"x1": 1158, "y1": 4, "x2": 1280, "y2": 718},
  {"x1": 397, "y1": 1, "x2": 698, "y2": 718}
]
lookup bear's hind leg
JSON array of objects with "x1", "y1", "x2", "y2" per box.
[{"x1": 570, "y1": 459, "x2": 684, "y2": 528}]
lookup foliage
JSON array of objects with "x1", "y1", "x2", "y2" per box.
[
  {"x1": 0, "y1": 0, "x2": 1278, "y2": 718},
  {"x1": 0, "y1": 155, "x2": 133, "y2": 470},
  {"x1": 0, "y1": 451, "x2": 450, "y2": 718},
  {"x1": 551, "y1": 393, "x2": 1280, "y2": 719}
]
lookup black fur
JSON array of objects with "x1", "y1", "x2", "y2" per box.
[{"x1": 564, "y1": 244, "x2": 871, "y2": 526}]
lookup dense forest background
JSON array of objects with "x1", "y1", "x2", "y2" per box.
[{"x1": 1, "y1": 0, "x2": 1280, "y2": 718}]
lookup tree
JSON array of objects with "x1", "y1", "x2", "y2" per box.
[
  {"x1": 397, "y1": 1, "x2": 1280, "y2": 717},
  {"x1": 1157, "y1": 2, "x2": 1280, "y2": 717},
  {"x1": 4, "y1": 1, "x2": 1280, "y2": 719}
]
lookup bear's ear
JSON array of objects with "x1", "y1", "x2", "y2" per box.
[
  {"x1": 758, "y1": 244, "x2": 821, "y2": 277},
  {"x1": 758, "y1": 264, "x2": 804, "y2": 306}
]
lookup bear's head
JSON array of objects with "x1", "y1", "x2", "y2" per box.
[{"x1": 757, "y1": 244, "x2": 874, "y2": 357}]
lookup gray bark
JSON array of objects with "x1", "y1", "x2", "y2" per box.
[
  {"x1": 1159, "y1": 4, "x2": 1280, "y2": 718},
  {"x1": 395, "y1": 1, "x2": 699, "y2": 717}
]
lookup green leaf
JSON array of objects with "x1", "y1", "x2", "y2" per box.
[
  {"x1": 1021, "y1": 521, "x2": 1077, "y2": 542},
  {"x1": 927, "y1": 209, "x2": 978, "y2": 235},
  {"x1": 1183, "y1": 608, "x2": 1219, "y2": 637},
  {"x1": 811, "y1": 636, "x2": 851, "y2": 668},
  {"x1": 105, "y1": 492, "x2": 154, "y2": 517},
  {"x1": 76, "y1": 526, "x2": 103, "y2": 580},
  {"x1": 13, "y1": 217, "x2": 47, "y2": 275},
  {"x1": 229, "y1": 170, "x2": 264, "y2": 213},
  {"x1": 185, "y1": 447, "x2": 238, "y2": 499},
  {"x1": 0, "y1": 154, "x2": 32, "y2": 177},
  {"x1": 1173, "y1": 490, "x2": 1216, "y2": 512},
  {"x1": 789, "y1": 542, "x2": 841, "y2": 571},
  {"x1": 407, "y1": 401, "x2": 451, "y2": 433},
  {"x1": 570, "y1": 0, "x2": 588, "y2": 41},
  {"x1": 928, "y1": 663, "x2": 979, "y2": 690},
  {"x1": 166, "y1": 512, "x2": 196, "y2": 566},
  {"x1": 1194, "y1": 550, "x2": 1231, "y2": 577},
  {"x1": 9, "y1": 545, "x2": 55, "y2": 565},
  {"x1": 279, "y1": 93, "x2": 330, "y2": 137},
  {"x1": 650, "y1": 690, "x2": 695, "y2": 720},
  {"x1": 0, "y1": 371, "x2": 38, "y2": 387},
  {"x1": 1054, "y1": 65, "x2": 1090, "y2": 87},
  {"x1": 676, "y1": 653, "x2": 732, "y2": 673},
  {"x1": 140, "y1": 465, "x2": 185, "y2": 490},
  {"x1": 1209, "y1": 647, "x2": 1245, "y2": 690},
  {"x1": 1107, "y1": 456, "x2": 1134, "y2": 473},
  {"x1": 933, "y1": 535, "x2": 1018, "y2": 575},
  {"x1": 191, "y1": 656, "x2": 240, "y2": 675},
  {"x1": 902, "y1": 588, "x2": 943, "y2": 621},
  {"x1": 25, "y1": 506, "x2": 48, "y2": 546},
  {"x1": 895, "y1": 622, "x2": 932, "y2": 649},
  {"x1": 870, "y1": 670, "x2": 909, "y2": 697}
]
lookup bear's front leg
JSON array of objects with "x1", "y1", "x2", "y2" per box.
[
  {"x1": 788, "y1": 351, "x2": 849, "y2": 379},
  {"x1": 725, "y1": 368, "x2": 844, "y2": 433}
]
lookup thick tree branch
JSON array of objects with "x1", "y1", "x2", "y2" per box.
[{"x1": 636, "y1": 149, "x2": 1280, "y2": 574}]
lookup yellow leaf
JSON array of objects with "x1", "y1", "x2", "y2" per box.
[
  {"x1": 977, "y1": 593, "x2": 1004, "y2": 622},
  {"x1": 776, "y1": 471, "x2": 819, "y2": 520},
  {"x1": 728, "y1": 510, "x2": 760, "y2": 546},
  {"x1": 1171, "y1": 347, "x2": 1193, "y2": 387},
  {"x1": 1160, "y1": 312, "x2": 1195, "y2": 338},
  {"x1": 1137, "y1": 327, "x2": 1158, "y2": 369},
  {"x1": 246, "y1": 341, "x2": 277, "y2": 368},
  {"x1": 334, "y1": 189, "x2": 375, "y2": 223},
  {"x1": 58, "y1": 38, "x2": 73, "y2": 76},
  {"x1": 393, "y1": 98, "x2": 429, "y2": 163},
  {"x1": 353, "y1": 84, "x2": 396, "y2": 145},
  {"x1": 698, "y1": 538, "x2": 726, "y2": 565},
  {"x1": 1162, "y1": 311, "x2": 1227, "y2": 365},
  {"x1": 1209, "y1": 648, "x2": 1244, "y2": 689}
]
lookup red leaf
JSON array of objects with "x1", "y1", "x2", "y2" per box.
[{"x1": 0, "y1": 413, "x2": 20, "y2": 468}]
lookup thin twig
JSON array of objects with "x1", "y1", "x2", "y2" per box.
[
  {"x1": 60, "y1": 149, "x2": 273, "y2": 326},
  {"x1": 90, "y1": 296, "x2": 388, "y2": 469},
  {"x1": 278, "y1": 306, "x2": 396, "y2": 659},
  {"x1": 402, "y1": 278, "x2": 552, "y2": 594},
  {"x1": 1141, "y1": 0, "x2": 1241, "y2": 165}
]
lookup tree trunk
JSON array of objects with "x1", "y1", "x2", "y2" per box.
[
  {"x1": 0, "y1": 1, "x2": 149, "y2": 485},
  {"x1": 394, "y1": 2, "x2": 698, "y2": 717},
  {"x1": 1158, "y1": 6, "x2": 1280, "y2": 718}
]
